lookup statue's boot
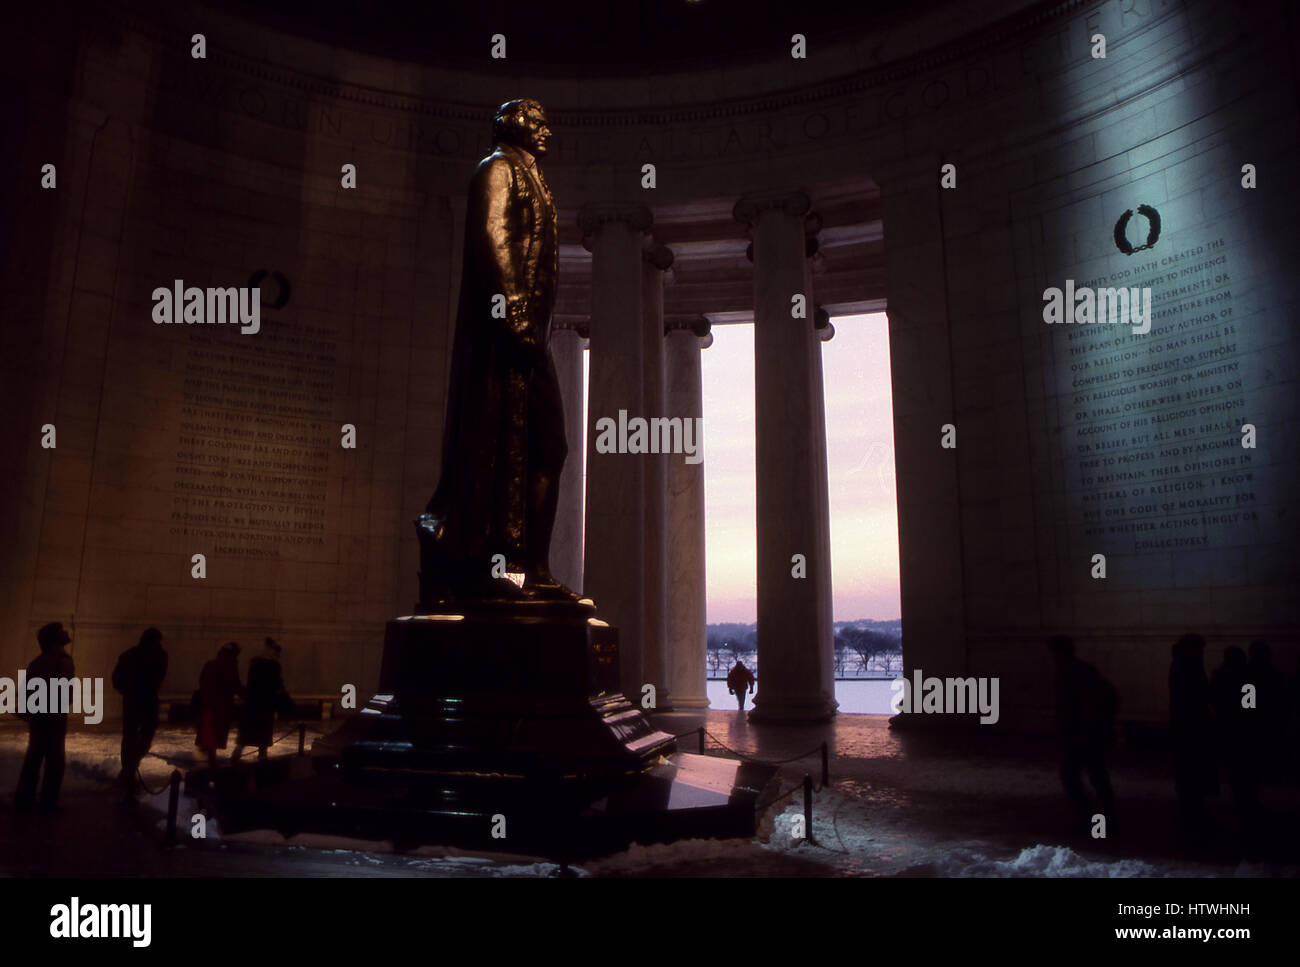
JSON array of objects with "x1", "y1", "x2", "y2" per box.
[
  {"x1": 461, "y1": 573, "x2": 532, "y2": 602},
  {"x1": 523, "y1": 567, "x2": 592, "y2": 606}
]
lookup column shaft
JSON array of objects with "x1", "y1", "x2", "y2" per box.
[
  {"x1": 581, "y1": 204, "x2": 651, "y2": 699},
  {"x1": 738, "y1": 192, "x2": 837, "y2": 721},
  {"x1": 665, "y1": 325, "x2": 710, "y2": 709},
  {"x1": 549, "y1": 326, "x2": 586, "y2": 592},
  {"x1": 641, "y1": 253, "x2": 670, "y2": 709}
]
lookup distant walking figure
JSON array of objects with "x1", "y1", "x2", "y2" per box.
[
  {"x1": 195, "y1": 642, "x2": 245, "y2": 769},
  {"x1": 233, "y1": 638, "x2": 292, "y2": 763},
  {"x1": 1170, "y1": 633, "x2": 1217, "y2": 839},
  {"x1": 113, "y1": 627, "x2": 168, "y2": 800},
  {"x1": 726, "y1": 660, "x2": 756, "y2": 711},
  {"x1": 14, "y1": 622, "x2": 75, "y2": 815},
  {"x1": 1047, "y1": 635, "x2": 1118, "y2": 834}
]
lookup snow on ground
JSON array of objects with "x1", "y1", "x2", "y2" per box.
[{"x1": 3, "y1": 718, "x2": 1296, "y2": 877}]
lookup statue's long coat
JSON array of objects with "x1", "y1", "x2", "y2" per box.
[{"x1": 425, "y1": 141, "x2": 565, "y2": 576}]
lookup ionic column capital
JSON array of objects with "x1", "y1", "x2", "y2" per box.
[
  {"x1": 551, "y1": 318, "x2": 591, "y2": 343},
  {"x1": 643, "y1": 242, "x2": 674, "y2": 271},
  {"x1": 665, "y1": 315, "x2": 711, "y2": 341},
  {"x1": 815, "y1": 305, "x2": 834, "y2": 342},
  {"x1": 739, "y1": 198, "x2": 821, "y2": 262},
  {"x1": 733, "y1": 189, "x2": 811, "y2": 226},
  {"x1": 579, "y1": 202, "x2": 654, "y2": 250}
]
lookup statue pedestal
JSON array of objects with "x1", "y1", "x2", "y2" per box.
[
  {"x1": 322, "y1": 610, "x2": 677, "y2": 787},
  {"x1": 188, "y1": 609, "x2": 777, "y2": 858}
]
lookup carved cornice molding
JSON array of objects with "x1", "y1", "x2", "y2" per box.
[{"x1": 86, "y1": 0, "x2": 1108, "y2": 131}]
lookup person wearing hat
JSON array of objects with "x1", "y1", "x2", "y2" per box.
[
  {"x1": 14, "y1": 622, "x2": 76, "y2": 814},
  {"x1": 233, "y1": 637, "x2": 292, "y2": 763},
  {"x1": 195, "y1": 642, "x2": 245, "y2": 769}
]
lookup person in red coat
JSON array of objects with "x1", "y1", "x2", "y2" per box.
[
  {"x1": 195, "y1": 642, "x2": 244, "y2": 768},
  {"x1": 726, "y1": 660, "x2": 756, "y2": 711}
]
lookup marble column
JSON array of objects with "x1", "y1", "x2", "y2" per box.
[
  {"x1": 665, "y1": 318, "x2": 712, "y2": 710},
  {"x1": 641, "y1": 244, "x2": 673, "y2": 710},
  {"x1": 734, "y1": 190, "x2": 837, "y2": 722},
  {"x1": 549, "y1": 323, "x2": 587, "y2": 593},
  {"x1": 874, "y1": 159, "x2": 968, "y2": 709},
  {"x1": 808, "y1": 304, "x2": 836, "y2": 707},
  {"x1": 579, "y1": 202, "x2": 652, "y2": 700}
]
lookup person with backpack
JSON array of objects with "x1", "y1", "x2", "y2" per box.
[
  {"x1": 726, "y1": 659, "x2": 756, "y2": 712},
  {"x1": 112, "y1": 627, "x2": 168, "y2": 801}
]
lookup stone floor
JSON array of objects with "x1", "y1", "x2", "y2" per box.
[{"x1": 0, "y1": 712, "x2": 1295, "y2": 877}]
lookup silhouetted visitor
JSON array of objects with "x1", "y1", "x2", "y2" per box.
[
  {"x1": 112, "y1": 627, "x2": 168, "y2": 800},
  {"x1": 1247, "y1": 639, "x2": 1286, "y2": 782},
  {"x1": 1211, "y1": 646, "x2": 1260, "y2": 829},
  {"x1": 1047, "y1": 635, "x2": 1118, "y2": 834},
  {"x1": 195, "y1": 642, "x2": 245, "y2": 769},
  {"x1": 233, "y1": 637, "x2": 292, "y2": 763},
  {"x1": 726, "y1": 660, "x2": 755, "y2": 711},
  {"x1": 14, "y1": 622, "x2": 75, "y2": 815},
  {"x1": 1170, "y1": 633, "x2": 1217, "y2": 840}
]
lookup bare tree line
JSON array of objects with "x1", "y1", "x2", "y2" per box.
[{"x1": 705, "y1": 624, "x2": 903, "y2": 678}]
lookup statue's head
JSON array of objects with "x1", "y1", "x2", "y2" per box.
[{"x1": 493, "y1": 99, "x2": 551, "y2": 158}]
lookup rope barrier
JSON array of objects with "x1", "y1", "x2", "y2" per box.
[
  {"x1": 264, "y1": 726, "x2": 299, "y2": 748},
  {"x1": 765, "y1": 783, "x2": 802, "y2": 809},
  {"x1": 759, "y1": 776, "x2": 852, "y2": 854},
  {"x1": 134, "y1": 722, "x2": 310, "y2": 776},
  {"x1": 667, "y1": 722, "x2": 845, "y2": 851},
  {"x1": 670, "y1": 726, "x2": 828, "y2": 771},
  {"x1": 135, "y1": 768, "x2": 172, "y2": 796}
]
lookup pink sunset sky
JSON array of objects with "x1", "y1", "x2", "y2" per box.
[
  {"x1": 578, "y1": 311, "x2": 900, "y2": 625},
  {"x1": 700, "y1": 313, "x2": 901, "y2": 624}
]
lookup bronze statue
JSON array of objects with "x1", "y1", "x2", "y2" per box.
[{"x1": 417, "y1": 99, "x2": 584, "y2": 607}]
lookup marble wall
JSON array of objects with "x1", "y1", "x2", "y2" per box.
[{"x1": 0, "y1": 0, "x2": 1295, "y2": 725}]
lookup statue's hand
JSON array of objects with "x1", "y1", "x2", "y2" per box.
[
  {"x1": 506, "y1": 299, "x2": 548, "y2": 370},
  {"x1": 506, "y1": 296, "x2": 531, "y2": 337}
]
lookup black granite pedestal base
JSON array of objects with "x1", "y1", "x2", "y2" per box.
[
  {"x1": 322, "y1": 609, "x2": 677, "y2": 785},
  {"x1": 186, "y1": 609, "x2": 777, "y2": 859}
]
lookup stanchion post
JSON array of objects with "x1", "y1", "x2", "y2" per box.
[
  {"x1": 298, "y1": 723, "x2": 307, "y2": 756},
  {"x1": 698, "y1": 726, "x2": 705, "y2": 755},
  {"x1": 821, "y1": 741, "x2": 829, "y2": 787},
  {"x1": 163, "y1": 770, "x2": 181, "y2": 847},
  {"x1": 803, "y1": 773, "x2": 815, "y2": 845}
]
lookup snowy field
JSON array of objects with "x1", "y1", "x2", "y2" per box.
[{"x1": 707, "y1": 678, "x2": 895, "y2": 714}]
